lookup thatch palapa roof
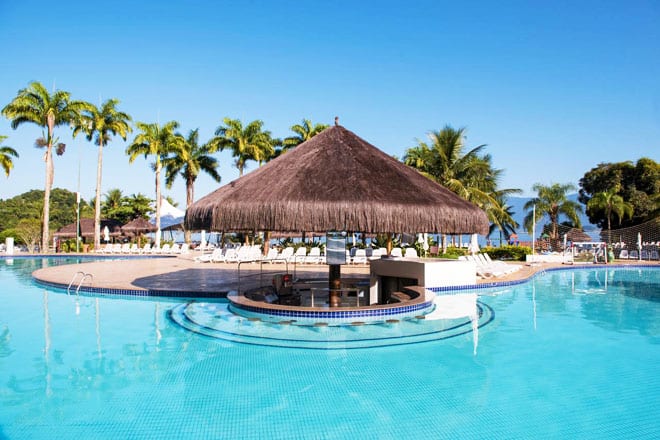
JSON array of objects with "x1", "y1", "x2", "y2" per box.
[
  {"x1": 54, "y1": 218, "x2": 123, "y2": 238},
  {"x1": 121, "y1": 217, "x2": 157, "y2": 235},
  {"x1": 185, "y1": 125, "x2": 489, "y2": 235}
]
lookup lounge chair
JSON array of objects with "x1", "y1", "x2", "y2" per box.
[
  {"x1": 618, "y1": 249, "x2": 629, "y2": 259},
  {"x1": 272, "y1": 247, "x2": 294, "y2": 264},
  {"x1": 263, "y1": 248, "x2": 280, "y2": 263},
  {"x1": 305, "y1": 247, "x2": 322, "y2": 264},
  {"x1": 390, "y1": 247, "x2": 403, "y2": 258},
  {"x1": 404, "y1": 248, "x2": 418, "y2": 258},
  {"x1": 292, "y1": 247, "x2": 307, "y2": 264},
  {"x1": 195, "y1": 247, "x2": 224, "y2": 263},
  {"x1": 352, "y1": 249, "x2": 368, "y2": 264}
]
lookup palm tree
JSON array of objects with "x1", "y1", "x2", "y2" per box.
[
  {"x1": 73, "y1": 99, "x2": 132, "y2": 249},
  {"x1": 403, "y1": 125, "x2": 520, "y2": 246},
  {"x1": 213, "y1": 118, "x2": 275, "y2": 176},
  {"x1": 0, "y1": 135, "x2": 19, "y2": 177},
  {"x1": 587, "y1": 189, "x2": 633, "y2": 239},
  {"x1": 403, "y1": 126, "x2": 497, "y2": 206},
  {"x1": 125, "y1": 193, "x2": 154, "y2": 220},
  {"x1": 281, "y1": 119, "x2": 328, "y2": 152},
  {"x1": 486, "y1": 192, "x2": 520, "y2": 246},
  {"x1": 163, "y1": 129, "x2": 221, "y2": 242},
  {"x1": 523, "y1": 183, "x2": 583, "y2": 241},
  {"x1": 2, "y1": 81, "x2": 90, "y2": 249},
  {"x1": 126, "y1": 121, "x2": 180, "y2": 246}
]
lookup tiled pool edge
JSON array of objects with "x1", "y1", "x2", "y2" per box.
[
  {"x1": 32, "y1": 278, "x2": 228, "y2": 299},
  {"x1": 31, "y1": 262, "x2": 659, "y2": 300}
]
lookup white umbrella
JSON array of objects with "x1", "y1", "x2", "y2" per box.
[
  {"x1": 637, "y1": 232, "x2": 642, "y2": 260},
  {"x1": 103, "y1": 226, "x2": 110, "y2": 242},
  {"x1": 468, "y1": 233, "x2": 480, "y2": 255},
  {"x1": 200, "y1": 230, "x2": 207, "y2": 250},
  {"x1": 422, "y1": 233, "x2": 429, "y2": 251}
]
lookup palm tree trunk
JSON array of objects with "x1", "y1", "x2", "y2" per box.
[
  {"x1": 184, "y1": 176, "x2": 194, "y2": 243},
  {"x1": 155, "y1": 158, "x2": 162, "y2": 248},
  {"x1": 94, "y1": 141, "x2": 104, "y2": 249},
  {"x1": 42, "y1": 145, "x2": 53, "y2": 251}
]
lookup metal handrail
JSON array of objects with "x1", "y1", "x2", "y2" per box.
[{"x1": 67, "y1": 271, "x2": 93, "y2": 295}]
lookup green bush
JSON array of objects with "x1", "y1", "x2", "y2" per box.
[{"x1": 482, "y1": 245, "x2": 531, "y2": 261}]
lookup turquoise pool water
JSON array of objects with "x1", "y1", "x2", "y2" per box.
[{"x1": 0, "y1": 258, "x2": 658, "y2": 439}]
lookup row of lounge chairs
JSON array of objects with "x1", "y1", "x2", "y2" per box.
[
  {"x1": 194, "y1": 245, "x2": 424, "y2": 264},
  {"x1": 95, "y1": 243, "x2": 190, "y2": 255},
  {"x1": 617, "y1": 249, "x2": 659, "y2": 260},
  {"x1": 460, "y1": 253, "x2": 521, "y2": 278}
]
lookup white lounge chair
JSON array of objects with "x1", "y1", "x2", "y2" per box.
[
  {"x1": 273, "y1": 247, "x2": 294, "y2": 264},
  {"x1": 292, "y1": 247, "x2": 307, "y2": 264},
  {"x1": 305, "y1": 247, "x2": 322, "y2": 264},
  {"x1": 196, "y1": 247, "x2": 224, "y2": 263},
  {"x1": 352, "y1": 249, "x2": 368, "y2": 264},
  {"x1": 404, "y1": 248, "x2": 418, "y2": 258},
  {"x1": 390, "y1": 247, "x2": 403, "y2": 258},
  {"x1": 618, "y1": 249, "x2": 629, "y2": 259},
  {"x1": 263, "y1": 248, "x2": 280, "y2": 263}
]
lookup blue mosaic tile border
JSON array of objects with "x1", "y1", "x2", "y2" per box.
[
  {"x1": 1, "y1": 254, "x2": 176, "y2": 260},
  {"x1": 428, "y1": 263, "x2": 659, "y2": 293},
  {"x1": 229, "y1": 300, "x2": 433, "y2": 319},
  {"x1": 32, "y1": 278, "x2": 228, "y2": 299}
]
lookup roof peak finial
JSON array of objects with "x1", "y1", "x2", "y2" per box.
[{"x1": 334, "y1": 116, "x2": 339, "y2": 126}]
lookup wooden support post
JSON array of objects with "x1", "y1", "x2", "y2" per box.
[{"x1": 329, "y1": 264, "x2": 341, "y2": 307}]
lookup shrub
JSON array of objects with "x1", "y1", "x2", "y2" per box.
[{"x1": 482, "y1": 245, "x2": 531, "y2": 261}]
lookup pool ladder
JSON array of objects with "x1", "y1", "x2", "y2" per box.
[{"x1": 67, "y1": 271, "x2": 94, "y2": 295}]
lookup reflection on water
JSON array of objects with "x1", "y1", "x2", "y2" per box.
[{"x1": 427, "y1": 293, "x2": 479, "y2": 355}]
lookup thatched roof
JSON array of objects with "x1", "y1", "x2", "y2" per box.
[
  {"x1": 185, "y1": 125, "x2": 489, "y2": 235},
  {"x1": 566, "y1": 228, "x2": 592, "y2": 242},
  {"x1": 54, "y1": 218, "x2": 123, "y2": 238},
  {"x1": 121, "y1": 217, "x2": 157, "y2": 235}
]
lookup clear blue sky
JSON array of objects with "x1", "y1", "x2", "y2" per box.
[{"x1": 1, "y1": 0, "x2": 658, "y2": 208}]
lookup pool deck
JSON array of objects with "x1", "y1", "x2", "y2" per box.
[{"x1": 27, "y1": 253, "x2": 659, "y2": 297}]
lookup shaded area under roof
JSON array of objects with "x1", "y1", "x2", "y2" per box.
[{"x1": 186, "y1": 125, "x2": 489, "y2": 235}]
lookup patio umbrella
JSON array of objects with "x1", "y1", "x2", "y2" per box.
[
  {"x1": 468, "y1": 233, "x2": 480, "y2": 255},
  {"x1": 121, "y1": 217, "x2": 157, "y2": 237},
  {"x1": 103, "y1": 226, "x2": 110, "y2": 242}
]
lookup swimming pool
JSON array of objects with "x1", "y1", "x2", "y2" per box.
[{"x1": 1, "y1": 258, "x2": 658, "y2": 439}]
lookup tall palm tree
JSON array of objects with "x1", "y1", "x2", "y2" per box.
[
  {"x1": 2, "y1": 81, "x2": 90, "y2": 249},
  {"x1": 0, "y1": 135, "x2": 19, "y2": 177},
  {"x1": 486, "y1": 192, "x2": 520, "y2": 245},
  {"x1": 523, "y1": 183, "x2": 583, "y2": 241},
  {"x1": 281, "y1": 118, "x2": 328, "y2": 152},
  {"x1": 73, "y1": 99, "x2": 132, "y2": 249},
  {"x1": 403, "y1": 125, "x2": 519, "y2": 243},
  {"x1": 213, "y1": 118, "x2": 275, "y2": 176},
  {"x1": 163, "y1": 129, "x2": 221, "y2": 242},
  {"x1": 403, "y1": 126, "x2": 497, "y2": 206},
  {"x1": 126, "y1": 121, "x2": 180, "y2": 246},
  {"x1": 587, "y1": 189, "x2": 633, "y2": 238}
]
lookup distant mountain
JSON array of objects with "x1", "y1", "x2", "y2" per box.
[{"x1": 506, "y1": 194, "x2": 598, "y2": 232}]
